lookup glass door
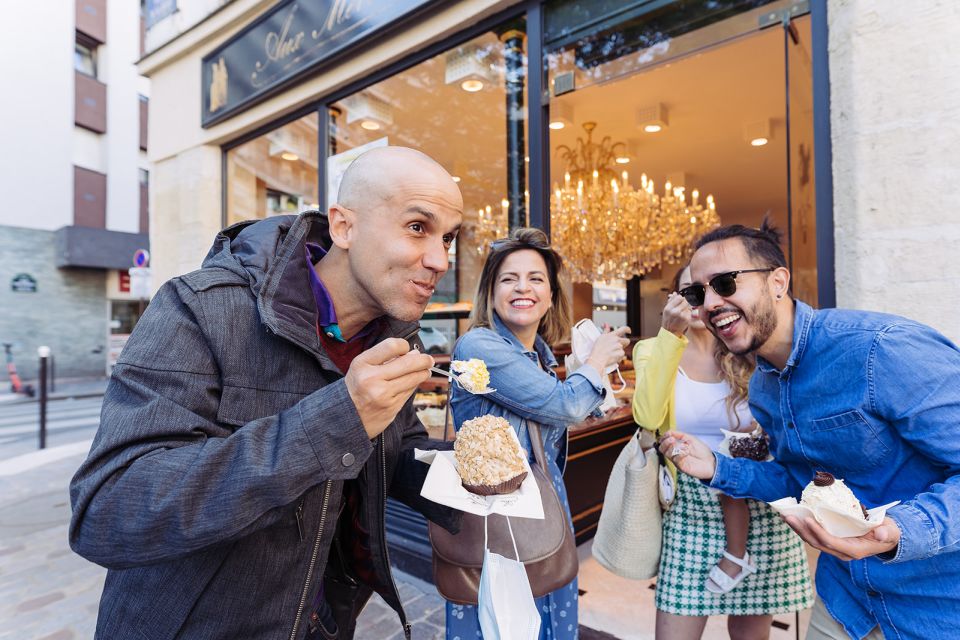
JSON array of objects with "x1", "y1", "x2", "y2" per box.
[{"x1": 784, "y1": 12, "x2": 818, "y2": 304}]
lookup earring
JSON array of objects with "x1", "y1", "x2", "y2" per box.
[{"x1": 776, "y1": 293, "x2": 783, "y2": 299}]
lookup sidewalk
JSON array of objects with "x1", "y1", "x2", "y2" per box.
[
  {"x1": 0, "y1": 377, "x2": 109, "y2": 407},
  {"x1": 0, "y1": 442, "x2": 446, "y2": 639}
]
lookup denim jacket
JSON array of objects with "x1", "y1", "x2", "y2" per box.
[
  {"x1": 449, "y1": 315, "x2": 605, "y2": 476},
  {"x1": 711, "y1": 300, "x2": 960, "y2": 640}
]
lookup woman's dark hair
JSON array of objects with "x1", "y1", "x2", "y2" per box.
[
  {"x1": 469, "y1": 227, "x2": 572, "y2": 344},
  {"x1": 695, "y1": 216, "x2": 787, "y2": 270}
]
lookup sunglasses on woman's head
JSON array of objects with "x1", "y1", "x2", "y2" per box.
[
  {"x1": 678, "y1": 268, "x2": 774, "y2": 307},
  {"x1": 489, "y1": 237, "x2": 550, "y2": 252}
]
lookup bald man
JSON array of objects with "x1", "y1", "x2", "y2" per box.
[{"x1": 70, "y1": 147, "x2": 464, "y2": 640}]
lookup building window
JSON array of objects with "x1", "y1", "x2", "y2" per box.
[
  {"x1": 139, "y1": 95, "x2": 149, "y2": 150},
  {"x1": 139, "y1": 169, "x2": 149, "y2": 234},
  {"x1": 75, "y1": 41, "x2": 97, "y2": 77}
]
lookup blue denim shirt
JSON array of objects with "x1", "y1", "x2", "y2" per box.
[
  {"x1": 711, "y1": 300, "x2": 960, "y2": 640},
  {"x1": 449, "y1": 315, "x2": 606, "y2": 474}
]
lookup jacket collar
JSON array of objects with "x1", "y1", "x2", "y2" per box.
[
  {"x1": 205, "y1": 211, "x2": 419, "y2": 367},
  {"x1": 756, "y1": 299, "x2": 813, "y2": 374},
  {"x1": 492, "y1": 313, "x2": 558, "y2": 368}
]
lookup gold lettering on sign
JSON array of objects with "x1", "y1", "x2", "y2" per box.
[
  {"x1": 209, "y1": 57, "x2": 228, "y2": 113},
  {"x1": 312, "y1": 0, "x2": 364, "y2": 39},
  {"x1": 252, "y1": 5, "x2": 306, "y2": 82}
]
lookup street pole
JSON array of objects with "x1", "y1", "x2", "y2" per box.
[{"x1": 38, "y1": 346, "x2": 50, "y2": 449}]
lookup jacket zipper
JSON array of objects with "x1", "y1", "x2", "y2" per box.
[
  {"x1": 295, "y1": 499, "x2": 305, "y2": 542},
  {"x1": 289, "y1": 481, "x2": 332, "y2": 640},
  {"x1": 380, "y1": 433, "x2": 412, "y2": 640}
]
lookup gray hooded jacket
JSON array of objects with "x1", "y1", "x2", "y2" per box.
[{"x1": 69, "y1": 212, "x2": 457, "y2": 639}]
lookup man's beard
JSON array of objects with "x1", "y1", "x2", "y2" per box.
[
  {"x1": 733, "y1": 294, "x2": 777, "y2": 356},
  {"x1": 709, "y1": 294, "x2": 777, "y2": 356}
]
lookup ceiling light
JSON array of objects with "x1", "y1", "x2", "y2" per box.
[
  {"x1": 280, "y1": 151, "x2": 299, "y2": 161},
  {"x1": 445, "y1": 44, "x2": 498, "y2": 92},
  {"x1": 451, "y1": 176, "x2": 461, "y2": 183},
  {"x1": 615, "y1": 156, "x2": 630, "y2": 164},
  {"x1": 743, "y1": 119, "x2": 771, "y2": 147},
  {"x1": 343, "y1": 93, "x2": 393, "y2": 131},
  {"x1": 549, "y1": 100, "x2": 574, "y2": 131},
  {"x1": 637, "y1": 103, "x2": 668, "y2": 133},
  {"x1": 525, "y1": 156, "x2": 530, "y2": 163}
]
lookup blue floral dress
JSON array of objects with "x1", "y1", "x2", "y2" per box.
[{"x1": 444, "y1": 315, "x2": 607, "y2": 640}]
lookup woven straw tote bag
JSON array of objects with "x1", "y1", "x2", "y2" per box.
[{"x1": 592, "y1": 429, "x2": 662, "y2": 580}]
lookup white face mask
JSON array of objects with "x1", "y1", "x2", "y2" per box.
[
  {"x1": 477, "y1": 516, "x2": 542, "y2": 640},
  {"x1": 571, "y1": 319, "x2": 627, "y2": 392}
]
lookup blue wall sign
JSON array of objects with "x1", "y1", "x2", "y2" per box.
[{"x1": 11, "y1": 273, "x2": 37, "y2": 293}]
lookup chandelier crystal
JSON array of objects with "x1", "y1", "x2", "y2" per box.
[{"x1": 550, "y1": 122, "x2": 721, "y2": 283}]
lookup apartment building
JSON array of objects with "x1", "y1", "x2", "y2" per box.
[{"x1": 0, "y1": 0, "x2": 151, "y2": 381}]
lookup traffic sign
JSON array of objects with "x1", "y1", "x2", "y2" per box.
[{"x1": 133, "y1": 249, "x2": 150, "y2": 268}]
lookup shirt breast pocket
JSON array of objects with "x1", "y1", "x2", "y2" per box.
[{"x1": 804, "y1": 410, "x2": 892, "y2": 472}]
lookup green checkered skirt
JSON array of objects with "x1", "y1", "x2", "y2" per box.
[{"x1": 655, "y1": 472, "x2": 814, "y2": 616}]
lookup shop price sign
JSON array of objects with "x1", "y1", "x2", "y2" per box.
[
  {"x1": 202, "y1": 0, "x2": 439, "y2": 127},
  {"x1": 11, "y1": 273, "x2": 37, "y2": 293}
]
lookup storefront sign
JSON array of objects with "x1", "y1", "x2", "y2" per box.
[
  {"x1": 201, "y1": 0, "x2": 437, "y2": 127},
  {"x1": 11, "y1": 273, "x2": 37, "y2": 293}
]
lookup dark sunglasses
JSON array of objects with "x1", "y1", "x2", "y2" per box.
[{"x1": 678, "y1": 268, "x2": 774, "y2": 306}]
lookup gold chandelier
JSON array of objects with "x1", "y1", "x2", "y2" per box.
[
  {"x1": 473, "y1": 200, "x2": 510, "y2": 255},
  {"x1": 550, "y1": 122, "x2": 720, "y2": 283}
]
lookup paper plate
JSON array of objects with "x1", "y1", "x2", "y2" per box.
[{"x1": 768, "y1": 497, "x2": 900, "y2": 538}]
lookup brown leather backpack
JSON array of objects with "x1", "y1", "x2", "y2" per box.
[{"x1": 428, "y1": 420, "x2": 579, "y2": 605}]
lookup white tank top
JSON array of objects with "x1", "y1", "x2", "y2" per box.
[{"x1": 673, "y1": 368, "x2": 753, "y2": 452}]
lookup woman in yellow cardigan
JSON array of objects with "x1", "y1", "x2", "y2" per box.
[{"x1": 632, "y1": 265, "x2": 812, "y2": 640}]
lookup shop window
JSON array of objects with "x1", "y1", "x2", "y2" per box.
[
  {"x1": 545, "y1": 0, "x2": 816, "y2": 335},
  {"x1": 225, "y1": 112, "x2": 320, "y2": 224},
  {"x1": 328, "y1": 22, "x2": 528, "y2": 350}
]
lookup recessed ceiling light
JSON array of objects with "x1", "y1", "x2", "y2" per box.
[
  {"x1": 615, "y1": 156, "x2": 630, "y2": 164},
  {"x1": 549, "y1": 121, "x2": 566, "y2": 130},
  {"x1": 280, "y1": 151, "x2": 299, "y2": 161},
  {"x1": 750, "y1": 137, "x2": 769, "y2": 146},
  {"x1": 461, "y1": 79, "x2": 484, "y2": 92},
  {"x1": 360, "y1": 120, "x2": 381, "y2": 131},
  {"x1": 643, "y1": 124, "x2": 662, "y2": 133},
  {"x1": 451, "y1": 176, "x2": 461, "y2": 183}
]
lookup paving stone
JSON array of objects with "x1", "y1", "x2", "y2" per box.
[{"x1": 16, "y1": 590, "x2": 65, "y2": 612}]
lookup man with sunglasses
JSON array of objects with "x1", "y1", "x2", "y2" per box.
[
  {"x1": 660, "y1": 220, "x2": 960, "y2": 640},
  {"x1": 69, "y1": 146, "x2": 463, "y2": 640}
]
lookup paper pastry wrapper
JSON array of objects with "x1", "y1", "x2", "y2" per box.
[
  {"x1": 415, "y1": 425, "x2": 543, "y2": 520},
  {"x1": 768, "y1": 498, "x2": 900, "y2": 538},
  {"x1": 718, "y1": 428, "x2": 774, "y2": 461}
]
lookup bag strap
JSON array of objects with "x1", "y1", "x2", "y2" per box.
[{"x1": 526, "y1": 420, "x2": 549, "y2": 471}]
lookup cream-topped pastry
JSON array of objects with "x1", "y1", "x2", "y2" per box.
[
  {"x1": 451, "y1": 358, "x2": 492, "y2": 394},
  {"x1": 801, "y1": 471, "x2": 867, "y2": 520},
  {"x1": 454, "y1": 415, "x2": 527, "y2": 495}
]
